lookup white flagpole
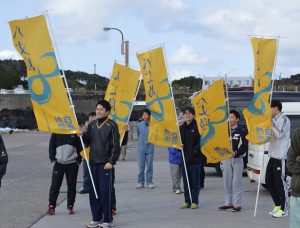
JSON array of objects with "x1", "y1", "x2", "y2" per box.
[
  {"x1": 224, "y1": 75, "x2": 233, "y2": 148},
  {"x1": 162, "y1": 45, "x2": 193, "y2": 205},
  {"x1": 270, "y1": 37, "x2": 280, "y2": 103},
  {"x1": 252, "y1": 36, "x2": 280, "y2": 217},
  {"x1": 44, "y1": 11, "x2": 98, "y2": 199}
]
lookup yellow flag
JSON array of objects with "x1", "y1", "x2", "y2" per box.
[
  {"x1": 192, "y1": 80, "x2": 232, "y2": 163},
  {"x1": 105, "y1": 63, "x2": 140, "y2": 144},
  {"x1": 137, "y1": 47, "x2": 182, "y2": 150},
  {"x1": 9, "y1": 15, "x2": 79, "y2": 134},
  {"x1": 243, "y1": 38, "x2": 277, "y2": 144}
]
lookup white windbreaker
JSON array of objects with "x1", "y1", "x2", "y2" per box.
[{"x1": 268, "y1": 112, "x2": 291, "y2": 160}]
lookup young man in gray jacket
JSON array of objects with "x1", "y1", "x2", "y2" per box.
[
  {"x1": 47, "y1": 133, "x2": 82, "y2": 215},
  {"x1": 219, "y1": 110, "x2": 248, "y2": 212},
  {"x1": 266, "y1": 100, "x2": 291, "y2": 218}
]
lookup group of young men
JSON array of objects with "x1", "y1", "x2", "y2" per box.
[
  {"x1": 1, "y1": 98, "x2": 298, "y2": 227},
  {"x1": 47, "y1": 100, "x2": 120, "y2": 228}
]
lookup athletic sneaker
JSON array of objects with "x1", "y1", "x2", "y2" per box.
[
  {"x1": 79, "y1": 189, "x2": 89, "y2": 194},
  {"x1": 112, "y1": 208, "x2": 117, "y2": 216},
  {"x1": 272, "y1": 209, "x2": 287, "y2": 218},
  {"x1": 148, "y1": 183, "x2": 155, "y2": 189},
  {"x1": 86, "y1": 220, "x2": 101, "y2": 228},
  {"x1": 190, "y1": 203, "x2": 198, "y2": 209},
  {"x1": 67, "y1": 205, "x2": 74, "y2": 214},
  {"x1": 175, "y1": 189, "x2": 182, "y2": 194},
  {"x1": 232, "y1": 206, "x2": 242, "y2": 212},
  {"x1": 100, "y1": 221, "x2": 115, "y2": 227},
  {"x1": 269, "y1": 205, "x2": 281, "y2": 215},
  {"x1": 47, "y1": 205, "x2": 55, "y2": 215},
  {"x1": 136, "y1": 183, "x2": 144, "y2": 189},
  {"x1": 180, "y1": 202, "x2": 190, "y2": 209},
  {"x1": 218, "y1": 205, "x2": 233, "y2": 210}
]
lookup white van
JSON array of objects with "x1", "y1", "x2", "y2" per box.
[{"x1": 247, "y1": 98, "x2": 300, "y2": 187}]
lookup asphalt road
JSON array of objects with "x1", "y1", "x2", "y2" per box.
[
  {"x1": 0, "y1": 132, "x2": 289, "y2": 228},
  {"x1": 0, "y1": 132, "x2": 66, "y2": 228}
]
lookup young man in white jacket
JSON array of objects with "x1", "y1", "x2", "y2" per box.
[{"x1": 266, "y1": 100, "x2": 291, "y2": 218}]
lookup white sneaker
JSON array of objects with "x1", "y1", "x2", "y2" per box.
[
  {"x1": 148, "y1": 183, "x2": 155, "y2": 189},
  {"x1": 100, "y1": 221, "x2": 115, "y2": 227},
  {"x1": 272, "y1": 209, "x2": 288, "y2": 218},
  {"x1": 136, "y1": 183, "x2": 144, "y2": 189},
  {"x1": 268, "y1": 205, "x2": 281, "y2": 215},
  {"x1": 86, "y1": 220, "x2": 101, "y2": 228},
  {"x1": 175, "y1": 189, "x2": 182, "y2": 194}
]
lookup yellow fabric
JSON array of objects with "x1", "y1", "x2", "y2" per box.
[
  {"x1": 192, "y1": 79, "x2": 232, "y2": 163},
  {"x1": 137, "y1": 47, "x2": 182, "y2": 150},
  {"x1": 243, "y1": 37, "x2": 277, "y2": 144},
  {"x1": 104, "y1": 63, "x2": 140, "y2": 144},
  {"x1": 9, "y1": 15, "x2": 79, "y2": 134},
  {"x1": 80, "y1": 147, "x2": 90, "y2": 161}
]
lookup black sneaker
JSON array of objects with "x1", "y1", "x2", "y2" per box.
[
  {"x1": 232, "y1": 206, "x2": 242, "y2": 212},
  {"x1": 218, "y1": 205, "x2": 233, "y2": 210}
]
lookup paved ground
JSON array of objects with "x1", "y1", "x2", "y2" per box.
[{"x1": 0, "y1": 132, "x2": 289, "y2": 228}]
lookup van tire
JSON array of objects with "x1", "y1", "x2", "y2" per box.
[{"x1": 215, "y1": 163, "x2": 223, "y2": 177}]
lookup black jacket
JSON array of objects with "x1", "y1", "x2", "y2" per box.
[
  {"x1": 231, "y1": 125, "x2": 248, "y2": 158},
  {"x1": 180, "y1": 119, "x2": 203, "y2": 165},
  {"x1": 83, "y1": 117, "x2": 120, "y2": 165},
  {"x1": 0, "y1": 136, "x2": 8, "y2": 165},
  {"x1": 49, "y1": 134, "x2": 82, "y2": 164}
]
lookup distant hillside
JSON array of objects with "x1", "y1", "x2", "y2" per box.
[
  {"x1": 172, "y1": 76, "x2": 202, "y2": 91},
  {"x1": 275, "y1": 74, "x2": 300, "y2": 85},
  {"x1": 0, "y1": 60, "x2": 27, "y2": 89},
  {"x1": 1, "y1": 60, "x2": 300, "y2": 92},
  {"x1": 0, "y1": 60, "x2": 109, "y2": 91}
]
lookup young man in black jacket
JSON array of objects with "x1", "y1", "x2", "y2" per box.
[
  {"x1": 83, "y1": 100, "x2": 120, "y2": 228},
  {"x1": 219, "y1": 110, "x2": 248, "y2": 212},
  {"x1": 0, "y1": 135, "x2": 8, "y2": 188},
  {"x1": 47, "y1": 133, "x2": 82, "y2": 215},
  {"x1": 180, "y1": 107, "x2": 203, "y2": 209}
]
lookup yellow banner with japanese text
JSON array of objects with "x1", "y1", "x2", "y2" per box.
[
  {"x1": 137, "y1": 47, "x2": 182, "y2": 150},
  {"x1": 105, "y1": 63, "x2": 140, "y2": 144},
  {"x1": 9, "y1": 15, "x2": 79, "y2": 134},
  {"x1": 192, "y1": 80, "x2": 232, "y2": 163},
  {"x1": 243, "y1": 38, "x2": 277, "y2": 144}
]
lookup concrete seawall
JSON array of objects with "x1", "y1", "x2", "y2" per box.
[{"x1": 0, "y1": 94, "x2": 32, "y2": 110}]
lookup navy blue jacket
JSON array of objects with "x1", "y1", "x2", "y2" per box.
[
  {"x1": 168, "y1": 147, "x2": 183, "y2": 165},
  {"x1": 180, "y1": 119, "x2": 203, "y2": 165},
  {"x1": 231, "y1": 125, "x2": 248, "y2": 158}
]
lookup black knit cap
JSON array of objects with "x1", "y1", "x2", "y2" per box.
[{"x1": 96, "y1": 100, "x2": 111, "y2": 112}]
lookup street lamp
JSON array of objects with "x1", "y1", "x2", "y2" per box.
[{"x1": 103, "y1": 27, "x2": 129, "y2": 66}]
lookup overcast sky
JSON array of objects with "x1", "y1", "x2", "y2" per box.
[{"x1": 1, "y1": 0, "x2": 300, "y2": 81}]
